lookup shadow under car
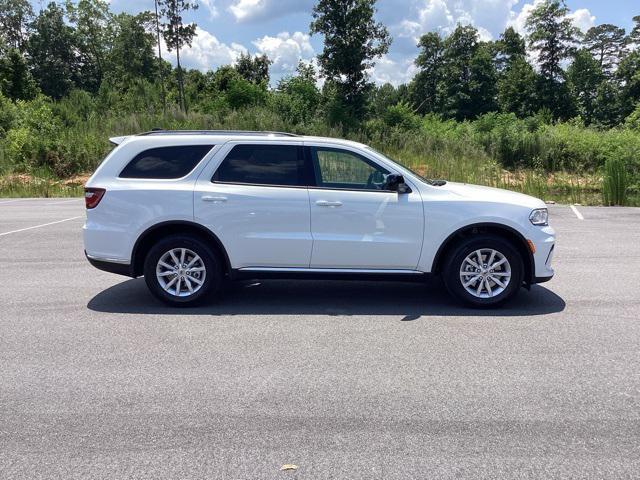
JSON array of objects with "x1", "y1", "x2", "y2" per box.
[{"x1": 87, "y1": 277, "x2": 566, "y2": 319}]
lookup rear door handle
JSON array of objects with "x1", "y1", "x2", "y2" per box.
[
  {"x1": 202, "y1": 195, "x2": 227, "y2": 203},
  {"x1": 316, "y1": 200, "x2": 342, "y2": 207}
]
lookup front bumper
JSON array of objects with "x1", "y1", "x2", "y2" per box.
[{"x1": 530, "y1": 225, "x2": 555, "y2": 282}]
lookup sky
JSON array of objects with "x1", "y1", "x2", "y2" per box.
[{"x1": 38, "y1": 0, "x2": 640, "y2": 85}]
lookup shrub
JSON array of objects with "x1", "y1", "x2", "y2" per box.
[{"x1": 383, "y1": 102, "x2": 421, "y2": 130}]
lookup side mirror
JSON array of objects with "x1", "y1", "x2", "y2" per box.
[{"x1": 384, "y1": 174, "x2": 412, "y2": 194}]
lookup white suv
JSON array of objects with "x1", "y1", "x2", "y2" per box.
[{"x1": 83, "y1": 130, "x2": 555, "y2": 307}]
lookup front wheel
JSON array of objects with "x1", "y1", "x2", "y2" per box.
[
  {"x1": 443, "y1": 235, "x2": 524, "y2": 308},
  {"x1": 143, "y1": 235, "x2": 222, "y2": 306}
]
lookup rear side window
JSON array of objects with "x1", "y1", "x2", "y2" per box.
[
  {"x1": 213, "y1": 144, "x2": 306, "y2": 186},
  {"x1": 119, "y1": 145, "x2": 214, "y2": 179}
]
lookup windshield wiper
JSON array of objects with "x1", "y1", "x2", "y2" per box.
[{"x1": 429, "y1": 179, "x2": 447, "y2": 186}]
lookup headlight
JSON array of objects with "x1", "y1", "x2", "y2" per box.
[{"x1": 529, "y1": 208, "x2": 548, "y2": 226}]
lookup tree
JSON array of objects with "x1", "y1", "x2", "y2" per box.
[
  {"x1": 310, "y1": 0, "x2": 391, "y2": 121},
  {"x1": 411, "y1": 32, "x2": 443, "y2": 114},
  {"x1": 65, "y1": 0, "x2": 114, "y2": 93},
  {"x1": 0, "y1": 0, "x2": 33, "y2": 51},
  {"x1": 617, "y1": 50, "x2": 640, "y2": 117},
  {"x1": 526, "y1": 0, "x2": 580, "y2": 117},
  {"x1": 628, "y1": 15, "x2": 640, "y2": 48},
  {"x1": 437, "y1": 25, "x2": 497, "y2": 120},
  {"x1": 497, "y1": 56, "x2": 538, "y2": 118},
  {"x1": 495, "y1": 26, "x2": 526, "y2": 71},
  {"x1": 593, "y1": 81, "x2": 622, "y2": 127},
  {"x1": 583, "y1": 24, "x2": 626, "y2": 76},
  {"x1": 157, "y1": 0, "x2": 198, "y2": 112},
  {"x1": 235, "y1": 52, "x2": 271, "y2": 84},
  {"x1": 526, "y1": 0, "x2": 579, "y2": 83},
  {"x1": 566, "y1": 49, "x2": 604, "y2": 125},
  {"x1": 107, "y1": 12, "x2": 157, "y2": 85},
  {"x1": 0, "y1": 48, "x2": 38, "y2": 100},
  {"x1": 370, "y1": 82, "x2": 399, "y2": 117},
  {"x1": 275, "y1": 61, "x2": 321, "y2": 123},
  {"x1": 26, "y1": 2, "x2": 78, "y2": 99}
]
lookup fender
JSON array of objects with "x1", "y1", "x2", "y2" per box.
[
  {"x1": 130, "y1": 220, "x2": 232, "y2": 277},
  {"x1": 430, "y1": 222, "x2": 535, "y2": 284}
]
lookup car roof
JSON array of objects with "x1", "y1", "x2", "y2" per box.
[{"x1": 109, "y1": 130, "x2": 367, "y2": 149}]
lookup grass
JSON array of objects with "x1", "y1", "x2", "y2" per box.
[
  {"x1": 0, "y1": 173, "x2": 85, "y2": 198},
  {"x1": 1, "y1": 108, "x2": 639, "y2": 205}
]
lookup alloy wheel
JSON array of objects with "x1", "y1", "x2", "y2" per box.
[
  {"x1": 459, "y1": 248, "x2": 511, "y2": 299},
  {"x1": 155, "y1": 248, "x2": 207, "y2": 297}
]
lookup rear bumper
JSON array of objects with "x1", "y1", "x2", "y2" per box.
[
  {"x1": 85, "y1": 252, "x2": 135, "y2": 277},
  {"x1": 532, "y1": 274, "x2": 554, "y2": 284}
]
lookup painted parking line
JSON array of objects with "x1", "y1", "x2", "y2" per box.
[
  {"x1": 570, "y1": 205, "x2": 584, "y2": 220},
  {"x1": 0, "y1": 216, "x2": 84, "y2": 237},
  {"x1": 43, "y1": 199, "x2": 82, "y2": 205}
]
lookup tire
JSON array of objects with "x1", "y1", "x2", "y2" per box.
[
  {"x1": 442, "y1": 235, "x2": 524, "y2": 308},
  {"x1": 143, "y1": 234, "x2": 223, "y2": 307}
]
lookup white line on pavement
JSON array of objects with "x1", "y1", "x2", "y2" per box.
[
  {"x1": 570, "y1": 205, "x2": 584, "y2": 220},
  {"x1": 0, "y1": 199, "x2": 24, "y2": 205},
  {"x1": 43, "y1": 199, "x2": 81, "y2": 205},
  {"x1": 0, "y1": 216, "x2": 84, "y2": 237}
]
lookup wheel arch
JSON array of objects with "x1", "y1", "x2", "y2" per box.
[
  {"x1": 131, "y1": 221, "x2": 231, "y2": 278},
  {"x1": 431, "y1": 223, "x2": 534, "y2": 284}
]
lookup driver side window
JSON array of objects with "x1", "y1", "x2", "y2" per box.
[{"x1": 311, "y1": 147, "x2": 390, "y2": 190}]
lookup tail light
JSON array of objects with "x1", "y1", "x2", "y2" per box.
[{"x1": 85, "y1": 187, "x2": 106, "y2": 209}]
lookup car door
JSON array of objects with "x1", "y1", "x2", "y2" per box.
[
  {"x1": 307, "y1": 145, "x2": 424, "y2": 270},
  {"x1": 194, "y1": 141, "x2": 313, "y2": 269}
]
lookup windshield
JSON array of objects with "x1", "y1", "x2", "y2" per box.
[{"x1": 365, "y1": 147, "x2": 437, "y2": 186}]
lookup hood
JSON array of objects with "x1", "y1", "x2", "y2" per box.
[{"x1": 440, "y1": 182, "x2": 546, "y2": 209}]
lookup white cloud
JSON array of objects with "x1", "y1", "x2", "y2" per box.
[
  {"x1": 252, "y1": 31, "x2": 314, "y2": 75},
  {"x1": 199, "y1": 0, "x2": 219, "y2": 19},
  {"x1": 228, "y1": 0, "x2": 314, "y2": 22},
  {"x1": 396, "y1": 0, "x2": 519, "y2": 43},
  {"x1": 164, "y1": 27, "x2": 247, "y2": 71},
  {"x1": 508, "y1": 1, "x2": 595, "y2": 35},
  {"x1": 368, "y1": 55, "x2": 419, "y2": 87},
  {"x1": 567, "y1": 8, "x2": 596, "y2": 33}
]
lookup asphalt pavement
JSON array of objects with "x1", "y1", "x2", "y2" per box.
[{"x1": 1, "y1": 198, "x2": 639, "y2": 479}]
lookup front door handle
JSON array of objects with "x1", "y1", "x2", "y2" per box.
[
  {"x1": 316, "y1": 200, "x2": 342, "y2": 207},
  {"x1": 202, "y1": 195, "x2": 228, "y2": 203}
]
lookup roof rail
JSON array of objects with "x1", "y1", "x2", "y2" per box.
[{"x1": 137, "y1": 129, "x2": 300, "y2": 137}]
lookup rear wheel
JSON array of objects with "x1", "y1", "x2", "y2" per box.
[
  {"x1": 443, "y1": 235, "x2": 524, "y2": 308},
  {"x1": 143, "y1": 235, "x2": 222, "y2": 306}
]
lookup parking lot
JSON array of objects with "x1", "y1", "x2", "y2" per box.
[{"x1": 1, "y1": 198, "x2": 639, "y2": 479}]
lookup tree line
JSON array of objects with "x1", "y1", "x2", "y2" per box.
[{"x1": 1, "y1": 0, "x2": 639, "y2": 128}]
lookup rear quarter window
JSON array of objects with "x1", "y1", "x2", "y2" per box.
[{"x1": 119, "y1": 145, "x2": 214, "y2": 179}]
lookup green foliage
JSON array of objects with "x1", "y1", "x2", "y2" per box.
[
  {"x1": 526, "y1": 0, "x2": 580, "y2": 83},
  {"x1": 310, "y1": 0, "x2": 391, "y2": 120},
  {"x1": 0, "y1": 91, "x2": 17, "y2": 135},
  {"x1": 0, "y1": 47, "x2": 37, "y2": 100},
  {"x1": 274, "y1": 63, "x2": 321, "y2": 125},
  {"x1": 157, "y1": 0, "x2": 198, "y2": 112},
  {"x1": 225, "y1": 77, "x2": 268, "y2": 109},
  {"x1": 526, "y1": 0, "x2": 581, "y2": 118},
  {"x1": 382, "y1": 102, "x2": 421, "y2": 130},
  {"x1": 603, "y1": 157, "x2": 627, "y2": 205},
  {"x1": 0, "y1": 0, "x2": 33, "y2": 51},
  {"x1": 566, "y1": 49, "x2": 604, "y2": 125},
  {"x1": 583, "y1": 24, "x2": 627, "y2": 76},
  {"x1": 235, "y1": 53, "x2": 271, "y2": 84},
  {"x1": 497, "y1": 57, "x2": 538, "y2": 118},
  {"x1": 411, "y1": 32, "x2": 443, "y2": 114},
  {"x1": 26, "y1": 3, "x2": 77, "y2": 99}
]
